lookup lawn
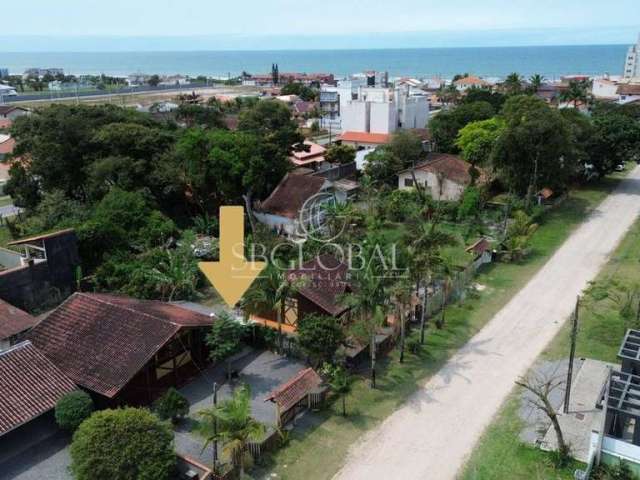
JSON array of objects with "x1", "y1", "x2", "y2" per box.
[
  {"x1": 0, "y1": 196, "x2": 13, "y2": 208},
  {"x1": 461, "y1": 175, "x2": 640, "y2": 480},
  {"x1": 251, "y1": 172, "x2": 629, "y2": 480},
  {"x1": 0, "y1": 225, "x2": 11, "y2": 247}
]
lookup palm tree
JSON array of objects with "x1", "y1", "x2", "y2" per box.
[
  {"x1": 390, "y1": 277, "x2": 412, "y2": 363},
  {"x1": 242, "y1": 263, "x2": 299, "y2": 353},
  {"x1": 560, "y1": 79, "x2": 590, "y2": 109},
  {"x1": 406, "y1": 217, "x2": 456, "y2": 343},
  {"x1": 198, "y1": 385, "x2": 265, "y2": 478},
  {"x1": 342, "y1": 246, "x2": 388, "y2": 388},
  {"x1": 503, "y1": 72, "x2": 523, "y2": 95},
  {"x1": 147, "y1": 246, "x2": 199, "y2": 301},
  {"x1": 529, "y1": 74, "x2": 545, "y2": 93},
  {"x1": 323, "y1": 364, "x2": 352, "y2": 416}
]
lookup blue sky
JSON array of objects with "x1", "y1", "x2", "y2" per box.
[{"x1": 2, "y1": 0, "x2": 640, "y2": 50}]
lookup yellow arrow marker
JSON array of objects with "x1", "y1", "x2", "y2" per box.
[{"x1": 198, "y1": 206, "x2": 266, "y2": 307}]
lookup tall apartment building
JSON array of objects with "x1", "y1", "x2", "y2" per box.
[
  {"x1": 624, "y1": 34, "x2": 640, "y2": 79},
  {"x1": 340, "y1": 85, "x2": 429, "y2": 135}
]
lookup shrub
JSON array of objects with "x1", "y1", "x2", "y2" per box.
[
  {"x1": 55, "y1": 391, "x2": 94, "y2": 432},
  {"x1": 153, "y1": 388, "x2": 189, "y2": 423},
  {"x1": 297, "y1": 314, "x2": 345, "y2": 366},
  {"x1": 70, "y1": 407, "x2": 176, "y2": 480},
  {"x1": 407, "y1": 338, "x2": 422, "y2": 355},
  {"x1": 457, "y1": 186, "x2": 482, "y2": 219}
]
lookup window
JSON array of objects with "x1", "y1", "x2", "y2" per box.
[{"x1": 404, "y1": 178, "x2": 414, "y2": 187}]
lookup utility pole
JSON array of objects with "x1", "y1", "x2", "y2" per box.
[
  {"x1": 212, "y1": 381, "x2": 218, "y2": 471},
  {"x1": 563, "y1": 296, "x2": 579, "y2": 414}
]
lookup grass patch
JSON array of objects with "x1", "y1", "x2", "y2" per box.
[
  {"x1": 250, "y1": 174, "x2": 627, "y2": 480},
  {"x1": 0, "y1": 225, "x2": 11, "y2": 247},
  {"x1": 0, "y1": 196, "x2": 13, "y2": 208},
  {"x1": 461, "y1": 395, "x2": 582, "y2": 480},
  {"x1": 542, "y1": 217, "x2": 640, "y2": 364}
]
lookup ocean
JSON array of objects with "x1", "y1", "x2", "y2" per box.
[{"x1": 0, "y1": 44, "x2": 629, "y2": 79}]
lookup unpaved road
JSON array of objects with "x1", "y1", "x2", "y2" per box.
[{"x1": 333, "y1": 166, "x2": 640, "y2": 480}]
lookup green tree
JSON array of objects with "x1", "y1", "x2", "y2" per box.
[
  {"x1": 154, "y1": 388, "x2": 189, "y2": 423},
  {"x1": 503, "y1": 72, "x2": 523, "y2": 95},
  {"x1": 363, "y1": 147, "x2": 403, "y2": 187},
  {"x1": 280, "y1": 82, "x2": 318, "y2": 101},
  {"x1": 587, "y1": 105, "x2": 640, "y2": 175},
  {"x1": 429, "y1": 101, "x2": 495, "y2": 153},
  {"x1": 243, "y1": 264, "x2": 299, "y2": 353},
  {"x1": 560, "y1": 79, "x2": 591, "y2": 108},
  {"x1": 297, "y1": 314, "x2": 345, "y2": 367},
  {"x1": 147, "y1": 75, "x2": 160, "y2": 87},
  {"x1": 491, "y1": 95, "x2": 573, "y2": 197},
  {"x1": 198, "y1": 385, "x2": 265, "y2": 477},
  {"x1": 70, "y1": 408, "x2": 176, "y2": 480},
  {"x1": 321, "y1": 363, "x2": 352, "y2": 416},
  {"x1": 206, "y1": 311, "x2": 245, "y2": 378},
  {"x1": 461, "y1": 88, "x2": 506, "y2": 111},
  {"x1": 176, "y1": 104, "x2": 225, "y2": 129},
  {"x1": 528, "y1": 74, "x2": 546, "y2": 93},
  {"x1": 455, "y1": 117, "x2": 505, "y2": 176},
  {"x1": 55, "y1": 391, "x2": 94, "y2": 432},
  {"x1": 325, "y1": 144, "x2": 356, "y2": 165},
  {"x1": 503, "y1": 210, "x2": 539, "y2": 261}
]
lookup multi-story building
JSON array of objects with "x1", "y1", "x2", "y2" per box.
[
  {"x1": 624, "y1": 34, "x2": 640, "y2": 79},
  {"x1": 340, "y1": 85, "x2": 429, "y2": 135}
]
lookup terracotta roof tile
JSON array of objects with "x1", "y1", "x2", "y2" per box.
[
  {"x1": 258, "y1": 173, "x2": 327, "y2": 219},
  {"x1": 264, "y1": 368, "x2": 323, "y2": 411},
  {"x1": 408, "y1": 153, "x2": 487, "y2": 185},
  {"x1": 0, "y1": 137, "x2": 15, "y2": 155},
  {"x1": 0, "y1": 298, "x2": 37, "y2": 341},
  {"x1": 27, "y1": 293, "x2": 213, "y2": 398},
  {"x1": 618, "y1": 84, "x2": 640, "y2": 95},
  {"x1": 287, "y1": 254, "x2": 350, "y2": 316},
  {"x1": 0, "y1": 341, "x2": 76, "y2": 435},
  {"x1": 337, "y1": 131, "x2": 391, "y2": 144}
]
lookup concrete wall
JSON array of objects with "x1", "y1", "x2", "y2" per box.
[{"x1": 369, "y1": 102, "x2": 395, "y2": 134}]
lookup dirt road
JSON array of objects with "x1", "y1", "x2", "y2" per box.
[{"x1": 333, "y1": 166, "x2": 640, "y2": 480}]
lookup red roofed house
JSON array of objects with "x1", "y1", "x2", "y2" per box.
[
  {"x1": 0, "y1": 298, "x2": 37, "y2": 350},
  {"x1": 251, "y1": 254, "x2": 351, "y2": 333},
  {"x1": 27, "y1": 292, "x2": 214, "y2": 406},
  {"x1": 0, "y1": 341, "x2": 77, "y2": 437},
  {"x1": 288, "y1": 141, "x2": 326, "y2": 170},
  {"x1": 255, "y1": 173, "x2": 339, "y2": 238},
  {"x1": 454, "y1": 75, "x2": 489, "y2": 91},
  {"x1": 0, "y1": 134, "x2": 15, "y2": 160},
  {"x1": 338, "y1": 131, "x2": 391, "y2": 149},
  {"x1": 397, "y1": 153, "x2": 488, "y2": 201},
  {"x1": 0, "y1": 106, "x2": 29, "y2": 122}
]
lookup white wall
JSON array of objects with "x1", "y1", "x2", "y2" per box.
[{"x1": 398, "y1": 170, "x2": 465, "y2": 201}]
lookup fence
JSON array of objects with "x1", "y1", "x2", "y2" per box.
[{"x1": 312, "y1": 161, "x2": 357, "y2": 182}]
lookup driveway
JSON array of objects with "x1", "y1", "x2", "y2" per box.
[
  {"x1": 176, "y1": 350, "x2": 306, "y2": 465},
  {"x1": 333, "y1": 167, "x2": 640, "y2": 480}
]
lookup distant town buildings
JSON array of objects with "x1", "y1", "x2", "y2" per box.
[
  {"x1": 22, "y1": 68, "x2": 64, "y2": 79},
  {"x1": 0, "y1": 69, "x2": 8, "y2": 79},
  {"x1": 624, "y1": 33, "x2": 640, "y2": 79}
]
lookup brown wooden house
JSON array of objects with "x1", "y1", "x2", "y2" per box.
[
  {"x1": 27, "y1": 292, "x2": 214, "y2": 407},
  {"x1": 251, "y1": 254, "x2": 352, "y2": 333}
]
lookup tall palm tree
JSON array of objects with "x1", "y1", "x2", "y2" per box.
[
  {"x1": 406, "y1": 217, "x2": 456, "y2": 343},
  {"x1": 199, "y1": 385, "x2": 265, "y2": 478},
  {"x1": 503, "y1": 72, "x2": 523, "y2": 95},
  {"x1": 389, "y1": 277, "x2": 412, "y2": 363},
  {"x1": 242, "y1": 263, "x2": 299, "y2": 353},
  {"x1": 529, "y1": 74, "x2": 545, "y2": 93},
  {"x1": 560, "y1": 79, "x2": 590, "y2": 109},
  {"x1": 342, "y1": 245, "x2": 388, "y2": 388}
]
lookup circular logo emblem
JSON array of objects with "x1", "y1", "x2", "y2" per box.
[{"x1": 299, "y1": 192, "x2": 348, "y2": 242}]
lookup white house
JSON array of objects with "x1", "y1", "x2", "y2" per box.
[
  {"x1": 398, "y1": 153, "x2": 486, "y2": 201},
  {"x1": 0, "y1": 85, "x2": 18, "y2": 97},
  {"x1": 454, "y1": 75, "x2": 489, "y2": 91},
  {"x1": 617, "y1": 83, "x2": 640, "y2": 105},
  {"x1": 592, "y1": 77, "x2": 620, "y2": 100}
]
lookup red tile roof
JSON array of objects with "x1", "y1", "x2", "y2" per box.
[
  {"x1": 454, "y1": 76, "x2": 488, "y2": 86},
  {"x1": 0, "y1": 341, "x2": 76, "y2": 435},
  {"x1": 259, "y1": 173, "x2": 327, "y2": 219},
  {"x1": 287, "y1": 254, "x2": 350, "y2": 316},
  {"x1": 0, "y1": 119, "x2": 11, "y2": 129},
  {"x1": 27, "y1": 292, "x2": 213, "y2": 398},
  {"x1": 338, "y1": 131, "x2": 391, "y2": 145},
  {"x1": 289, "y1": 141, "x2": 326, "y2": 166},
  {"x1": 0, "y1": 298, "x2": 37, "y2": 341},
  {"x1": 617, "y1": 84, "x2": 640, "y2": 96},
  {"x1": 407, "y1": 153, "x2": 487, "y2": 185},
  {"x1": 265, "y1": 368, "x2": 323, "y2": 411},
  {"x1": 465, "y1": 238, "x2": 491, "y2": 256},
  {"x1": 0, "y1": 161, "x2": 10, "y2": 182},
  {"x1": 0, "y1": 137, "x2": 15, "y2": 155}
]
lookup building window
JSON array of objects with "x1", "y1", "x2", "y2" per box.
[{"x1": 404, "y1": 178, "x2": 414, "y2": 187}]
